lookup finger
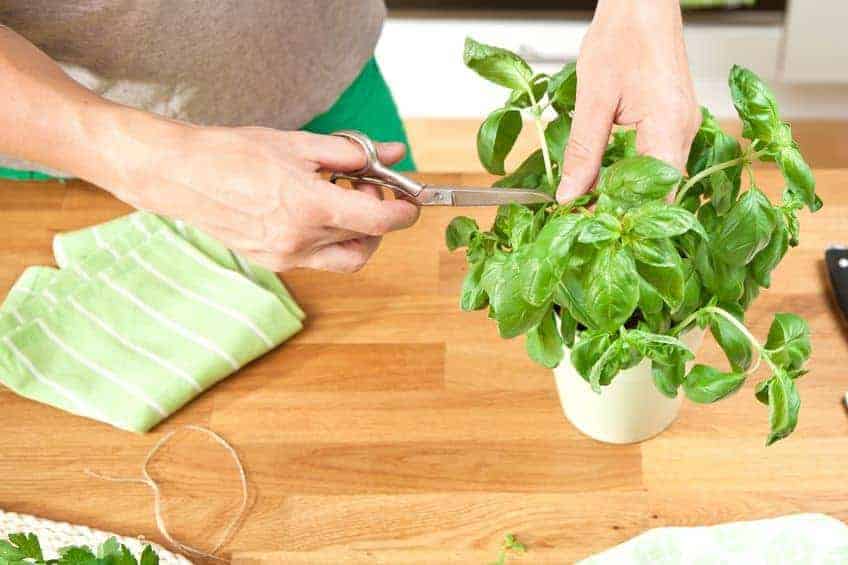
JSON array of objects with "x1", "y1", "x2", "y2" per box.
[
  {"x1": 314, "y1": 179, "x2": 420, "y2": 236},
  {"x1": 298, "y1": 132, "x2": 407, "y2": 172},
  {"x1": 556, "y1": 87, "x2": 617, "y2": 203},
  {"x1": 303, "y1": 236, "x2": 381, "y2": 273},
  {"x1": 636, "y1": 112, "x2": 697, "y2": 173}
]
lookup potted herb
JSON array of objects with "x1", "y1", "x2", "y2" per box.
[{"x1": 446, "y1": 38, "x2": 820, "y2": 445}]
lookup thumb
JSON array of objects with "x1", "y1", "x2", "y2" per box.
[{"x1": 556, "y1": 90, "x2": 616, "y2": 203}]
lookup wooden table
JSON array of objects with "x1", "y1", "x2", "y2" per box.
[{"x1": 1, "y1": 171, "x2": 846, "y2": 564}]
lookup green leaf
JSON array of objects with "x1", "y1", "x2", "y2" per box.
[
  {"x1": 570, "y1": 330, "x2": 612, "y2": 382},
  {"x1": 477, "y1": 108, "x2": 523, "y2": 175},
  {"x1": 585, "y1": 246, "x2": 640, "y2": 332},
  {"x1": 671, "y1": 259, "x2": 702, "y2": 323},
  {"x1": 637, "y1": 274, "x2": 664, "y2": 315},
  {"x1": 603, "y1": 130, "x2": 638, "y2": 167},
  {"x1": 586, "y1": 337, "x2": 634, "y2": 391},
  {"x1": 521, "y1": 254, "x2": 556, "y2": 306},
  {"x1": 624, "y1": 201, "x2": 707, "y2": 240},
  {"x1": 58, "y1": 546, "x2": 99, "y2": 565},
  {"x1": 545, "y1": 114, "x2": 572, "y2": 172},
  {"x1": 776, "y1": 146, "x2": 820, "y2": 212},
  {"x1": 493, "y1": 149, "x2": 548, "y2": 191},
  {"x1": 728, "y1": 65, "x2": 782, "y2": 145},
  {"x1": 139, "y1": 546, "x2": 159, "y2": 565},
  {"x1": 629, "y1": 237, "x2": 679, "y2": 268},
  {"x1": 578, "y1": 213, "x2": 621, "y2": 244},
  {"x1": 694, "y1": 239, "x2": 746, "y2": 303},
  {"x1": 596, "y1": 155, "x2": 683, "y2": 210},
  {"x1": 766, "y1": 370, "x2": 800, "y2": 445},
  {"x1": 683, "y1": 364, "x2": 747, "y2": 403},
  {"x1": 446, "y1": 216, "x2": 479, "y2": 251},
  {"x1": 531, "y1": 213, "x2": 584, "y2": 262},
  {"x1": 626, "y1": 330, "x2": 694, "y2": 366},
  {"x1": 494, "y1": 204, "x2": 538, "y2": 249},
  {"x1": 97, "y1": 538, "x2": 121, "y2": 559},
  {"x1": 687, "y1": 107, "x2": 742, "y2": 214},
  {"x1": 713, "y1": 187, "x2": 777, "y2": 266},
  {"x1": 554, "y1": 274, "x2": 597, "y2": 330},
  {"x1": 652, "y1": 359, "x2": 686, "y2": 399},
  {"x1": 461, "y1": 260, "x2": 489, "y2": 311},
  {"x1": 636, "y1": 258, "x2": 684, "y2": 312},
  {"x1": 709, "y1": 309, "x2": 754, "y2": 372},
  {"x1": 547, "y1": 61, "x2": 577, "y2": 114},
  {"x1": 487, "y1": 251, "x2": 549, "y2": 338},
  {"x1": 526, "y1": 308, "x2": 564, "y2": 368},
  {"x1": 749, "y1": 211, "x2": 788, "y2": 288},
  {"x1": 1, "y1": 533, "x2": 43, "y2": 561},
  {"x1": 559, "y1": 307, "x2": 578, "y2": 348},
  {"x1": 464, "y1": 37, "x2": 533, "y2": 91},
  {"x1": 506, "y1": 75, "x2": 548, "y2": 108},
  {"x1": 764, "y1": 312, "x2": 811, "y2": 370}
]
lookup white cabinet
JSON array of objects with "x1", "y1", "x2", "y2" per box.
[{"x1": 781, "y1": 0, "x2": 848, "y2": 83}]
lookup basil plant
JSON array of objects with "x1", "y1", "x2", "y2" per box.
[{"x1": 446, "y1": 38, "x2": 821, "y2": 445}]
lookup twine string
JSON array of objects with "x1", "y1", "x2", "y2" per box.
[{"x1": 85, "y1": 425, "x2": 248, "y2": 562}]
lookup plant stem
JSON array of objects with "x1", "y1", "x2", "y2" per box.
[
  {"x1": 527, "y1": 88, "x2": 555, "y2": 190},
  {"x1": 671, "y1": 306, "x2": 777, "y2": 375},
  {"x1": 675, "y1": 146, "x2": 770, "y2": 204}
]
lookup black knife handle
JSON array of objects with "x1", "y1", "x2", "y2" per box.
[{"x1": 826, "y1": 247, "x2": 848, "y2": 324}]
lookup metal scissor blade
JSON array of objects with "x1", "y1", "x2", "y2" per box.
[{"x1": 419, "y1": 185, "x2": 555, "y2": 206}]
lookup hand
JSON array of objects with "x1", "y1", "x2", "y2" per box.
[
  {"x1": 106, "y1": 124, "x2": 420, "y2": 273},
  {"x1": 556, "y1": 0, "x2": 700, "y2": 202}
]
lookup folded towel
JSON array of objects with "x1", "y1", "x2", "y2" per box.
[
  {"x1": 580, "y1": 513, "x2": 848, "y2": 565},
  {"x1": 0, "y1": 212, "x2": 303, "y2": 432}
]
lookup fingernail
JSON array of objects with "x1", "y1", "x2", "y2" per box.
[{"x1": 556, "y1": 179, "x2": 580, "y2": 204}]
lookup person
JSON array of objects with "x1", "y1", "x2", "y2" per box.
[{"x1": 0, "y1": 0, "x2": 698, "y2": 273}]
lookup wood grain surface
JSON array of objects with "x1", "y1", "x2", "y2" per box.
[{"x1": 0, "y1": 169, "x2": 846, "y2": 564}]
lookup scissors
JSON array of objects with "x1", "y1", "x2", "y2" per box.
[{"x1": 330, "y1": 130, "x2": 555, "y2": 206}]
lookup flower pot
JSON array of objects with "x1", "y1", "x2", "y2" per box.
[{"x1": 553, "y1": 329, "x2": 704, "y2": 444}]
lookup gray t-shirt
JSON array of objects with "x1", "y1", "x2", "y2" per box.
[{"x1": 0, "y1": 0, "x2": 386, "y2": 173}]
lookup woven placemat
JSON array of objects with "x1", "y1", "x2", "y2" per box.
[{"x1": 0, "y1": 508, "x2": 191, "y2": 564}]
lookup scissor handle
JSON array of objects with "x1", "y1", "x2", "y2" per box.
[{"x1": 332, "y1": 130, "x2": 424, "y2": 198}]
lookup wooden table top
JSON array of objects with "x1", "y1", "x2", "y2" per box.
[{"x1": 1, "y1": 171, "x2": 846, "y2": 564}]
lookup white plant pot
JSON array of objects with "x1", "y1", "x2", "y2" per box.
[{"x1": 554, "y1": 329, "x2": 704, "y2": 444}]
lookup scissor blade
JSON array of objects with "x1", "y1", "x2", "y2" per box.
[{"x1": 420, "y1": 185, "x2": 555, "y2": 206}]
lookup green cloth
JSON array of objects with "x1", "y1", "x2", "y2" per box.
[
  {"x1": 0, "y1": 57, "x2": 413, "y2": 180},
  {"x1": 0, "y1": 212, "x2": 304, "y2": 432},
  {"x1": 580, "y1": 514, "x2": 848, "y2": 564},
  {"x1": 303, "y1": 58, "x2": 415, "y2": 172}
]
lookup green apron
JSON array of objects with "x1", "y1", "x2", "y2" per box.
[{"x1": 0, "y1": 57, "x2": 414, "y2": 180}]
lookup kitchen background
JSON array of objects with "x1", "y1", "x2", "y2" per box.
[{"x1": 375, "y1": 0, "x2": 848, "y2": 171}]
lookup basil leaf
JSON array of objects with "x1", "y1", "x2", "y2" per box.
[
  {"x1": 570, "y1": 330, "x2": 612, "y2": 382},
  {"x1": 713, "y1": 187, "x2": 777, "y2": 266},
  {"x1": 547, "y1": 61, "x2": 577, "y2": 114},
  {"x1": 764, "y1": 312, "x2": 811, "y2": 370},
  {"x1": 766, "y1": 370, "x2": 800, "y2": 446},
  {"x1": 776, "y1": 146, "x2": 820, "y2": 212},
  {"x1": 586, "y1": 337, "x2": 628, "y2": 391},
  {"x1": 554, "y1": 275, "x2": 597, "y2": 330},
  {"x1": 545, "y1": 113, "x2": 572, "y2": 172},
  {"x1": 521, "y1": 254, "x2": 556, "y2": 306},
  {"x1": 626, "y1": 330, "x2": 694, "y2": 366},
  {"x1": 687, "y1": 107, "x2": 743, "y2": 214},
  {"x1": 526, "y1": 308, "x2": 564, "y2": 368},
  {"x1": 586, "y1": 246, "x2": 640, "y2": 332},
  {"x1": 636, "y1": 258, "x2": 685, "y2": 311},
  {"x1": 683, "y1": 364, "x2": 747, "y2": 404},
  {"x1": 729, "y1": 65, "x2": 782, "y2": 146},
  {"x1": 494, "y1": 149, "x2": 547, "y2": 191},
  {"x1": 477, "y1": 107, "x2": 523, "y2": 175},
  {"x1": 630, "y1": 237, "x2": 679, "y2": 268},
  {"x1": 624, "y1": 201, "x2": 707, "y2": 240},
  {"x1": 603, "y1": 129, "x2": 638, "y2": 167},
  {"x1": 460, "y1": 259, "x2": 489, "y2": 311},
  {"x1": 652, "y1": 359, "x2": 686, "y2": 399},
  {"x1": 694, "y1": 240, "x2": 746, "y2": 303},
  {"x1": 487, "y1": 252, "x2": 549, "y2": 338},
  {"x1": 750, "y1": 212, "x2": 788, "y2": 288},
  {"x1": 446, "y1": 216, "x2": 479, "y2": 251},
  {"x1": 741, "y1": 272, "x2": 761, "y2": 309},
  {"x1": 506, "y1": 74, "x2": 548, "y2": 108},
  {"x1": 494, "y1": 204, "x2": 536, "y2": 248},
  {"x1": 559, "y1": 307, "x2": 578, "y2": 348},
  {"x1": 532, "y1": 213, "x2": 584, "y2": 262},
  {"x1": 578, "y1": 213, "x2": 621, "y2": 244},
  {"x1": 671, "y1": 259, "x2": 702, "y2": 323},
  {"x1": 637, "y1": 274, "x2": 664, "y2": 315},
  {"x1": 755, "y1": 379, "x2": 770, "y2": 405},
  {"x1": 709, "y1": 309, "x2": 753, "y2": 372},
  {"x1": 596, "y1": 156, "x2": 683, "y2": 209},
  {"x1": 464, "y1": 37, "x2": 533, "y2": 91}
]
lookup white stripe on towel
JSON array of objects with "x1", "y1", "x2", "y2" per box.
[
  {"x1": 130, "y1": 250, "x2": 273, "y2": 347},
  {"x1": 99, "y1": 272, "x2": 239, "y2": 370},
  {"x1": 35, "y1": 319, "x2": 168, "y2": 417},
  {"x1": 68, "y1": 296, "x2": 202, "y2": 392}
]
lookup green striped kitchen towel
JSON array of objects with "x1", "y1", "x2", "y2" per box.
[{"x1": 0, "y1": 212, "x2": 304, "y2": 432}]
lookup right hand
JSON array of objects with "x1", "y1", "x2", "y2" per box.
[{"x1": 106, "y1": 125, "x2": 420, "y2": 273}]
